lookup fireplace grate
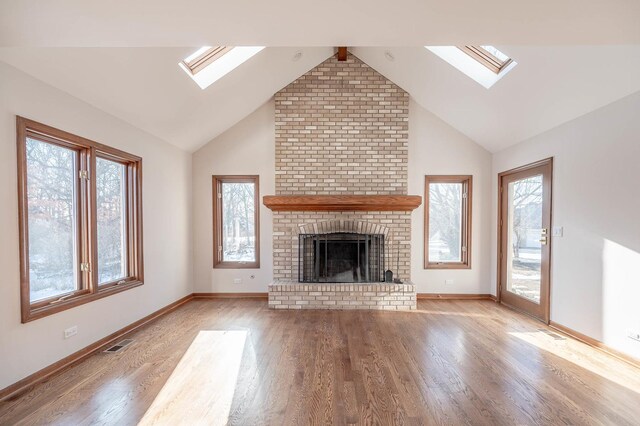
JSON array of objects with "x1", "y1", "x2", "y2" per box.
[{"x1": 299, "y1": 233, "x2": 385, "y2": 283}]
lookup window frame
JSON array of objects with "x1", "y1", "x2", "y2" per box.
[
  {"x1": 17, "y1": 117, "x2": 144, "y2": 323},
  {"x1": 181, "y1": 46, "x2": 234, "y2": 75},
  {"x1": 424, "y1": 175, "x2": 472, "y2": 270},
  {"x1": 458, "y1": 46, "x2": 513, "y2": 74},
  {"x1": 212, "y1": 175, "x2": 260, "y2": 269}
]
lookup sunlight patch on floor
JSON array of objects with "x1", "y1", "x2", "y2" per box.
[
  {"x1": 509, "y1": 330, "x2": 640, "y2": 394},
  {"x1": 412, "y1": 309, "x2": 489, "y2": 318},
  {"x1": 139, "y1": 330, "x2": 247, "y2": 426}
]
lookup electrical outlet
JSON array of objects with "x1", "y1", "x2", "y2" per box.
[
  {"x1": 445, "y1": 279, "x2": 454, "y2": 285},
  {"x1": 233, "y1": 278, "x2": 242, "y2": 284},
  {"x1": 64, "y1": 326, "x2": 78, "y2": 339},
  {"x1": 627, "y1": 329, "x2": 640, "y2": 342}
]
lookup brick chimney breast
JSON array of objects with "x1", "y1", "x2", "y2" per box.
[{"x1": 272, "y1": 52, "x2": 412, "y2": 285}]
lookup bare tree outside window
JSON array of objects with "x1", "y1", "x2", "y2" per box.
[
  {"x1": 424, "y1": 176, "x2": 472, "y2": 269},
  {"x1": 222, "y1": 182, "x2": 255, "y2": 262},
  {"x1": 26, "y1": 137, "x2": 79, "y2": 301},
  {"x1": 428, "y1": 183, "x2": 462, "y2": 262},
  {"x1": 506, "y1": 175, "x2": 543, "y2": 302},
  {"x1": 96, "y1": 158, "x2": 127, "y2": 284},
  {"x1": 18, "y1": 117, "x2": 144, "y2": 322},
  {"x1": 213, "y1": 176, "x2": 260, "y2": 268}
]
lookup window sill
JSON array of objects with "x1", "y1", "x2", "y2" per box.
[
  {"x1": 424, "y1": 263, "x2": 471, "y2": 270},
  {"x1": 22, "y1": 280, "x2": 143, "y2": 323},
  {"x1": 213, "y1": 262, "x2": 260, "y2": 269}
]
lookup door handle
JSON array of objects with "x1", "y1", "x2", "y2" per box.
[{"x1": 539, "y1": 236, "x2": 548, "y2": 245}]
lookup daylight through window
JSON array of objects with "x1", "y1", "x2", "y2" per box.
[
  {"x1": 17, "y1": 117, "x2": 143, "y2": 322},
  {"x1": 180, "y1": 46, "x2": 235, "y2": 75},
  {"x1": 25, "y1": 137, "x2": 80, "y2": 302},
  {"x1": 178, "y1": 46, "x2": 265, "y2": 89},
  {"x1": 458, "y1": 45, "x2": 513, "y2": 74},
  {"x1": 213, "y1": 176, "x2": 260, "y2": 268},
  {"x1": 425, "y1": 176, "x2": 472, "y2": 269},
  {"x1": 96, "y1": 157, "x2": 128, "y2": 285}
]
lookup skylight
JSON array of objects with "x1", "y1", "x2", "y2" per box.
[
  {"x1": 179, "y1": 46, "x2": 265, "y2": 89},
  {"x1": 425, "y1": 45, "x2": 517, "y2": 89},
  {"x1": 458, "y1": 46, "x2": 513, "y2": 74},
  {"x1": 181, "y1": 46, "x2": 235, "y2": 75}
]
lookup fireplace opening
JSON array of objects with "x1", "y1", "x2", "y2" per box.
[{"x1": 299, "y1": 233, "x2": 385, "y2": 283}]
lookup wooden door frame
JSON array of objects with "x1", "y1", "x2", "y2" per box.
[{"x1": 496, "y1": 157, "x2": 553, "y2": 324}]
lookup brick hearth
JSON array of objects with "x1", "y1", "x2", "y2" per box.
[{"x1": 268, "y1": 281, "x2": 417, "y2": 310}]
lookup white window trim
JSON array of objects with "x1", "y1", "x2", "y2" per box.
[
  {"x1": 179, "y1": 46, "x2": 265, "y2": 89},
  {"x1": 425, "y1": 46, "x2": 517, "y2": 89}
]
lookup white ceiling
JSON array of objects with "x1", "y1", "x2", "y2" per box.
[
  {"x1": 1, "y1": 0, "x2": 639, "y2": 46},
  {"x1": 1, "y1": 46, "x2": 639, "y2": 153},
  {"x1": 0, "y1": 47, "x2": 334, "y2": 152},
  {"x1": 1, "y1": 2, "x2": 639, "y2": 153},
  {"x1": 353, "y1": 46, "x2": 640, "y2": 151}
]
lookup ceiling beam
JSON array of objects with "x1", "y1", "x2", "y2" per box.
[{"x1": 337, "y1": 47, "x2": 347, "y2": 61}]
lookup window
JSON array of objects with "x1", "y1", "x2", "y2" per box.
[
  {"x1": 96, "y1": 157, "x2": 128, "y2": 286},
  {"x1": 424, "y1": 175, "x2": 472, "y2": 269},
  {"x1": 178, "y1": 46, "x2": 265, "y2": 89},
  {"x1": 458, "y1": 46, "x2": 513, "y2": 74},
  {"x1": 425, "y1": 46, "x2": 517, "y2": 89},
  {"x1": 213, "y1": 176, "x2": 260, "y2": 268},
  {"x1": 17, "y1": 117, "x2": 143, "y2": 322},
  {"x1": 180, "y1": 46, "x2": 235, "y2": 75}
]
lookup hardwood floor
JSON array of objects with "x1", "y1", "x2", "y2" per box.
[{"x1": 1, "y1": 299, "x2": 639, "y2": 425}]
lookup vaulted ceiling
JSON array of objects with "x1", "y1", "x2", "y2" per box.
[
  {"x1": 2, "y1": 0, "x2": 639, "y2": 46},
  {"x1": 353, "y1": 46, "x2": 640, "y2": 151},
  {"x1": 2, "y1": 45, "x2": 639, "y2": 153},
  {"x1": 0, "y1": 47, "x2": 334, "y2": 151},
  {"x1": 1, "y1": 1, "x2": 639, "y2": 153}
]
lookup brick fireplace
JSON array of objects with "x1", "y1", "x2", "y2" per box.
[
  {"x1": 265, "y1": 51, "x2": 418, "y2": 310},
  {"x1": 298, "y1": 225, "x2": 386, "y2": 283}
]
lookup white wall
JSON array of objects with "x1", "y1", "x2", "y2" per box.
[
  {"x1": 192, "y1": 101, "x2": 275, "y2": 293},
  {"x1": 409, "y1": 100, "x2": 493, "y2": 294},
  {"x1": 492, "y1": 91, "x2": 640, "y2": 359},
  {"x1": 0, "y1": 62, "x2": 193, "y2": 390},
  {"x1": 192, "y1": 98, "x2": 493, "y2": 295}
]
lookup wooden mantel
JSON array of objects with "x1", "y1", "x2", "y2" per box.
[{"x1": 263, "y1": 195, "x2": 422, "y2": 212}]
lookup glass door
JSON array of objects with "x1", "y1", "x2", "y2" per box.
[{"x1": 499, "y1": 159, "x2": 552, "y2": 322}]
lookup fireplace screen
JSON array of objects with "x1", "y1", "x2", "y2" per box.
[{"x1": 299, "y1": 233, "x2": 385, "y2": 283}]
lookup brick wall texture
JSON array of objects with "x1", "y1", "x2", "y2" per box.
[
  {"x1": 275, "y1": 53, "x2": 409, "y2": 195},
  {"x1": 268, "y1": 282, "x2": 417, "y2": 311},
  {"x1": 273, "y1": 52, "x2": 412, "y2": 283}
]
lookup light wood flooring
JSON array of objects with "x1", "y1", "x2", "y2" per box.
[{"x1": 1, "y1": 299, "x2": 640, "y2": 425}]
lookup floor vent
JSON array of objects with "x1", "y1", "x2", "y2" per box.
[
  {"x1": 104, "y1": 339, "x2": 134, "y2": 353},
  {"x1": 538, "y1": 329, "x2": 566, "y2": 340}
]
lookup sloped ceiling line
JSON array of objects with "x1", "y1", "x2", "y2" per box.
[{"x1": 1, "y1": 46, "x2": 639, "y2": 153}]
